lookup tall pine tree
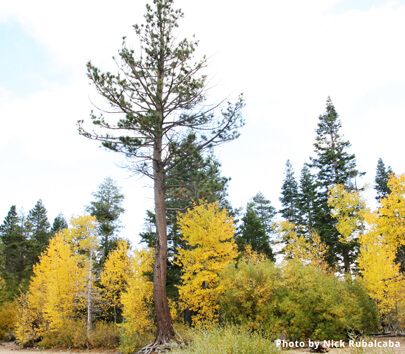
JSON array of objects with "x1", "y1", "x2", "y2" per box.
[
  {"x1": 310, "y1": 97, "x2": 363, "y2": 273},
  {"x1": 78, "y1": 0, "x2": 244, "y2": 342}
]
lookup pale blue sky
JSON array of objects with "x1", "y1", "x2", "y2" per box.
[
  {"x1": 1, "y1": 0, "x2": 405, "y2": 243},
  {"x1": 0, "y1": 20, "x2": 69, "y2": 96}
]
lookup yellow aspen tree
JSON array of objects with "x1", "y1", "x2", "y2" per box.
[
  {"x1": 176, "y1": 202, "x2": 238, "y2": 327},
  {"x1": 275, "y1": 221, "x2": 308, "y2": 260},
  {"x1": 329, "y1": 178, "x2": 405, "y2": 325},
  {"x1": 328, "y1": 184, "x2": 366, "y2": 243},
  {"x1": 62, "y1": 215, "x2": 98, "y2": 337},
  {"x1": 307, "y1": 231, "x2": 330, "y2": 272},
  {"x1": 15, "y1": 233, "x2": 81, "y2": 345},
  {"x1": 120, "y1": 248, "x2": 154, "y2": 349},
  {"x1": 99, "y1": 240, "x2": 132, "y2": 323},
  {"x1": 377, "y1": 174, "x2": 405, "y2": 247},
  {"x1": 274, "y1": 221, "x2": 329, "y2": 271},
  {"x1": 357, "y1": 222, "x2": 403, "y2": 317}
]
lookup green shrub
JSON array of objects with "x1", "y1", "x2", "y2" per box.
[
  {"x1": 219, "y1": 257, "x2": 282, "y2": 336},
  {"x1": 180, "y1": 325, "x2": 278, "y2": 353},
  {"x1": 219, "y1": 258, "x2": 378, "y2": 341}
]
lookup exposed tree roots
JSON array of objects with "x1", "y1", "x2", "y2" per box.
[{"x1": 136, "y1": 340, "x2": 186, "y2": 354}]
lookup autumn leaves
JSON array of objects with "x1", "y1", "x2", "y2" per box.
[{"x1": 13, "y1": 177, "x2": 405, "y2": 346}]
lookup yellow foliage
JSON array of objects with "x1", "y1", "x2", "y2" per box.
[
  {"x1": 119, "y1": 247, "x2": 154, "y2": 344},
  {"x1": 63, "y1": 215, "x2": 98, "y2": 256},
  {"x1": 176, "y1": 202, "x2": 238, "y2": 327},
  {"x1": 15, "y1": 292, "x2": 39, "y2": 346},
  {"x1": 378, "y1": 174, "x2": 405, "y2": 247},
  {"x1": 15, "y1": 216, "x2": 99, "y2": 346},
  {"x1": 15, "y1": 233, "x2": 83, "y2": 345},
  {"x1": 242, "y1": 244, "x2": 268, "y2": 264},
  {"x1": 0, "y1": 300, "x2": 17, "y2": 339},
  {"x1": 329, "y1": 176, "x2": 405, "y2": 326},
  {"x1": 99, "y1": 240, "x2": 131, "y2": 320},
  {"x1": 328, "y1": 184, "x2": 366, "y2": 243},
  {"x1": 308, "y1": 231, "x2": 330, "y2": 272},
  {"x1": 274, "y1": 221, "x2": 329, "y2": 271},
  {"x1": 0, "y1": 275, "x2": 6, "y2": 304},
  {"x1": 357, "y1": 226, "x2": 404, "y2": 316}
]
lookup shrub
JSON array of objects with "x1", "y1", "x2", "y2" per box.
[
  {"x1": 39, "y1": 319, "x2": 87, "y2": 348},
  {"x1": 182, "y1": 325, "x2": 278, "y2": 353},
  {"x1": 89, "y1": 321, "x2": 120, "y2": 348},
  {"x1": 219, "y1": 257, "x2": 378, "y2": 341},
  {"x1": 0, "y1": 301, "x2": 17, "y2": 340},
  {"x1": 219, "y1": 256, "x2": 282, "y2": 336}
]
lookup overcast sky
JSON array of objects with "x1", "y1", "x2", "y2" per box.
[{"x1": 1, "y1": 0, "x2": 405, "y2": 245}]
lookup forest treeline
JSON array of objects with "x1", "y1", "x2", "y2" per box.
[{"x1": 1, "y1": 98, "x2": 404, "y2": 351}]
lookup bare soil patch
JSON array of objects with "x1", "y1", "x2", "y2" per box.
[{"x1": 0, "y1": 342, "x2": 117, "y2": 354}]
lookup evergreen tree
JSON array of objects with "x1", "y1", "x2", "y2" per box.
[
  {"x1": 310, "y1": 97, "x2": 363, "y2": 273},
  {"x1": 280, "y1": 160, "x2": 300, "y2": 225},
  {"x1": 51, "y1": 213, "x2": 68, "y2": 234},
  {"x1": 311, "y1": 97, "x2": 362, "y2": 190},
  {"x1": 78, "y1": 0, "x2": 244, "y2": 342},
  {"x1": 375, "y1": 158, "x2": 393, "y2": 201},
  {"x1": 25, "y1": 200, "x2": 51, "y2": 262},
  {"x1": 86, "y1": 177, "x2": 125, "y2": 266},
  {"x1": 297, "y1": 163, "x2": 318, "y2": 235},
  {"x1": 238, "y1": 202, "x2": 274, "y2": 261},
  {"x1": 251, "y1": 192, "x2": 276, "y2": 237},
  {"x1": 0, "y1": 206, "x2": 29, "y2": 296}
]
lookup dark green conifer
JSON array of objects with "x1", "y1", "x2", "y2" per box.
[
  {"x1": 280, "y1": 160, "x2": 300, "y2": 225},
  {"x1": 310, "y1": 97, "x2": 363, "y2": 273},
  {"x1": 51, "y1": 213, "x2": 68, "y2": 234},
  {"x1": 297, "y1": 163, "x2": 319, "y2": 235},
  {"x1": 0, "y1": 206, "x2": 30, "y2": 297},
  {"x1": 86, "y1": 177, "x2": 125, "y2": 266},
  {"x1": 25, "y1": 200, "x2": 51, "y2": 267},
  {"x1": 238, "y1": 201, "x2": 275, "y2": 261},
  {"x1": 375, "y1": 158, "x2": 393, "y2": 201}
]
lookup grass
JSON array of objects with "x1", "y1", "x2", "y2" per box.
[{"x1": 172, "y1": 325, "x2": 279, "y2": 354}]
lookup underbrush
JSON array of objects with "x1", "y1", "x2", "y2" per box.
[
  {"x1": 175, "y1": 325, "x2": 279, "y2": 353},
  {"x1": 39, "y1": 320, "x2": 120, "y2": 349},
  {"x1": 0, "y1": 301, "x2": 17, "y2": 340}
]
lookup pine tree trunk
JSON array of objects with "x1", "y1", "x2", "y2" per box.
[{"x1": 153, "y1": 138, "x2": 175, "y2": 344}]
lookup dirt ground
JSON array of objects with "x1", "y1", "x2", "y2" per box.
[{"x1": 0, "y1": 342, "x2": 116, "y2": 354}]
